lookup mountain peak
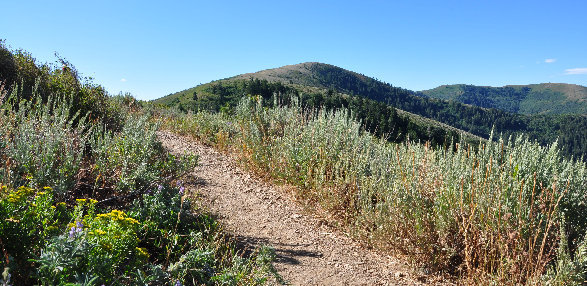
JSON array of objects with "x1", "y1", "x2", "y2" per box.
[
  {"x1": 229, "y1": 62, "x2": 374, "y2": 92},
  {"x1": 232, "y1": 62, "x2": 331, "y2": 80}
]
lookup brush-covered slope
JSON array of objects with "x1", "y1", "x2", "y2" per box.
[
  {"x1": 232, "y1": 62, "x2": 375, "y2": 90},
  {"x1": 156, "y1": 62, "x2": 408, "y2": 108},
  {"x1": 420, "y1": 83, "x2": 587, "y2": 115},
  {"x1": 155, "y1": 62, "x2": 587, "y2": 160}
]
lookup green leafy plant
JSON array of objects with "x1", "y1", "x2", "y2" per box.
[
  {"x1": 34, "y1": 234, "x2": 97, "y2": 285},
  {"x1": 168, "y1": 249, "x2": 215, "y2": 283},
  {"x1": 130, "y1": 184, "x2": 281, "y2": 286},
  {"x1": 35, "y1": 199, "x2": 149, "y2": 285},
  {"x1": 541, "y1": 220, "x2": 587, "y2": 285},
  {"x1": 0, "y1": 185, "x2": 68, "y2": 283},
  {"x1": 84, "y1": 208, "x2": 143, "y2": 282}
]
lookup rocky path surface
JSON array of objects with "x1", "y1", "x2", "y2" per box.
[{"x1": 158, "y1": 131, "x2": 424, "y2": 285}]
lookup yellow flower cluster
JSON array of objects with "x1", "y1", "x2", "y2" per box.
[
  {"x1": 6, "y1": 186, "x2": 35, "y2": 203},
  {"x1": 88, "y1": 229, "x2": 107, "y2": 236},
  {"x1": 75, "y1": 198, "x2": 98, "y2": 205},
  {"x1": 3, "y1": 185, "x2": 53, "y2": 203},
  {"x1": 96, "y1": 209, "x2": 139, "y2": 225},
  {"x1": 51, "y1": 201, "x2": 66, "y2": 210},
  {"x1": 136, "y1": 247, "x2": 149, "y2": 258},
  {"x1": 37, "y1": 186, "x2": 52, "y2": 197}
]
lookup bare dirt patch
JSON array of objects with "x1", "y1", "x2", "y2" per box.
[{"x1": 158, "y1": 131, "x2": 438, "y2": 285}]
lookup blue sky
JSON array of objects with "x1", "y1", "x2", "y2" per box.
[{"x1": 2, "y1": 0, "x2": 586, "y2": 100}]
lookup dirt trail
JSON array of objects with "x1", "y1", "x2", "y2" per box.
[{"x1": 158, "y1": 131, "x2": 425, "y2": 285}]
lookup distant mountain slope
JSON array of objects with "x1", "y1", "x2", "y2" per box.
[
  {"x1": 155, "y1": 62, "x2": 587, "y2": 160},
  {"x1": 420, "y1": 83, "x2": 587, "y2": 115},
  {"x1": 231, "y1": 62, "x2": 410, "y2": 102},
  {"x1": 232, "y1": 62, "x2": 374, "y2": 89},
  {"x1": 155, "y1": 63, "x2": 484, "y2": 149}
]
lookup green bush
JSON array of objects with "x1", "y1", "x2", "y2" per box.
[
  {"x1": 210, "y1": 246, "x2": 280, "y2": 286},
  {"x1": 34, "y1": 234, "x2": 97, "y2": 285},
  {"x1": 0, "y1": 42, "x2": 122, "y2": 131},
  {"x1": 0, "y1": 185, "x2": 68, "y2": 283},
  {"x1": 0, "y1": 41, "x2": 17, "y2": 87},
  {"x1": 34, "y1": 199, "x2": 145, "y2": 285},
  {"x1": 130, "y1": 184, "x2": 211, "y2": 265},
  {"x1": 542, "y1": 221, "x2": 587, "y2": 285},
  {"x1": 84, "y1": 204, "x2": 144, "y2": 283},
  {"x1": 169, "y1": 249, "x2": 215, "y2": 283},
  {"x1": 93, "y1": 115, "x2": 196, "y2": 194},
  {"x1": 0, "y1": 95, "x2": 90, "y2": 196},
  {"x1": 130, "y1": 183, "x2": 281, "y2": 286}
]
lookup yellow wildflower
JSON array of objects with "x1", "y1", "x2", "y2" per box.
[{"x1": 136, "y1": 247, "x2": 149, "y2": 258}]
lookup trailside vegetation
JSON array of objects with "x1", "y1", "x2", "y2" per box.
[
  {"x1": 0, "y1": 42, "x2": 279, "y2": 285},
  {"x1": 164, "y1": 96, "x2": 587, "y2": 285}
]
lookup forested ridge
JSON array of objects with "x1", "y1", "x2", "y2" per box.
[
  {"x1": 157, "y1": 63, "x2": 587, "y2": 160},
  {"x1": 157, "y1": 78, "x2": 483, "y2": 150},
  {"x1": 420, "y1": 83, "x2": 587, "y2": 115}
]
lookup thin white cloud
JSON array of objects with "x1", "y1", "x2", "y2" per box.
[
  {"x1": 120, "y1": 78, "x2": 127, "y2": 82},
  {"x1": 565, "y1": 68, "x2": 587, "y2": 75},
  {"x1": 544, "y1": 58, "x2": 556, "y2": 63}
]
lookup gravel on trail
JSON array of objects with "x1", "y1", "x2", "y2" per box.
[{"x1": 158, "y1": 131, "x2": 435, "y2": 286}]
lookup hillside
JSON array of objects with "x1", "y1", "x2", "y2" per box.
[
  {"x1": 420, "y1": 83, "x2": 587, "y2": 115},
  {"x1": 155, "y1": 62, "x2": 390, "y2": 109},
  {"x1": 156, "y1": 62, "x2": 410, "y2": 110},
  {"x1": 155, "y1": 62, "x2": 587, "y2": 160},
  {"x1": 155, "y1": 64, "x2": 485, "y2": 149}
]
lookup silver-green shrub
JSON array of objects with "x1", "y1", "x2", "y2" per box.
[
  {"x1": 93, "y1": 115, "x2": 165, "y2": 192},
  {"x1": 0, "y1": 92, "x2": 90, "y2": 196}
]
